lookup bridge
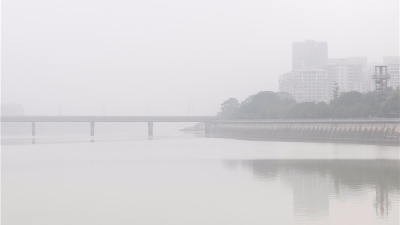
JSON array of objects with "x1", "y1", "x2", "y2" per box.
[{"x1": 1, "y1": 116, "x2": 219, "y2": 137}]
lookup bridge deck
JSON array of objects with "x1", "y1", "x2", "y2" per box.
[
  {"x1": 1, "y1": 116, "x2": 399, "y2": 123},
  {"x1": 1, "y1": 116, "x2": 218, "y2": 122}
]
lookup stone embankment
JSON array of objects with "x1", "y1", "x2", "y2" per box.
[{"x1": 211, "y1": 119, "x2": 400, "y2": 145}]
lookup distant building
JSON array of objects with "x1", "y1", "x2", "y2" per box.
[
  {"x1": 279, "y1": 72, "x2": 293, "y2": 95},
  {"x1": 322, "y1": 57, "x2": 368, "y2": 93},
  {"x1": 1, "y1": 103, "x2": 25, "y2": 116},
  {"x1": 281, "y1": 41, "x2": 395, "y2": 102},
  {"x1": 383, "y1": 56, "x2": 400, "y2": 89},
  {"x1": 279, "y1": 67, "x2": 331, "y2": 103},
  {"x1": 292, "y1": 40, "x2": 328, "y2": 70},
  {"x1": 281, "y1": 56, "x2": 370, "y2": 101}
]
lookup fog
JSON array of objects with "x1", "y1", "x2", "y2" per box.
[{"x1": 2, "y1": 0, "x2": 399, "y2": 115}]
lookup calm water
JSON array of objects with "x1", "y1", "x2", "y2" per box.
[{"x1": 2, "y1": 123, "x2": 399, "y2": 224}]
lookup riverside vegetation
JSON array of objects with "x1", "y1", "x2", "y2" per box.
[{"x1": 219, "y1": 88, "x2": 400, "y2": 119}]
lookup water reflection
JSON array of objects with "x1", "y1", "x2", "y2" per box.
[{"x1": 231, "y1": 160, "x2": 399, "y2": 218}]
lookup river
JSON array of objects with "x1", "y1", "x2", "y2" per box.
[{"x1": 2, "y1": 123, "x2": 399, "y2": 224}]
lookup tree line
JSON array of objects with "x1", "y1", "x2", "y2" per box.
[{"x1": 219, "y1": 88, "x2": 400, "y2": 119}]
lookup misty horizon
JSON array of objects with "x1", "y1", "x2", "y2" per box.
[{"x1": 2, "y1": 0, "x2": 399, "y2": 116}]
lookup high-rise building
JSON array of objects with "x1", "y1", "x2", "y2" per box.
[
  {"x1": 383, "y1": 56, "x2": 400, "y2": 89},
  {"x1": 322, "y1": 57, "x2": 367, "y2": 93},
  {"x1": 280, "y1": 41, "x2": 394, "y2": 102},
  {"x1": 279, "y1": 67, "x2": 331, "y2": 103},
  {"x1": 280, "y1": 57, "x2": 370, "y2": 103},
  {"x1": 292, "y1": 40, "x2": 328, "y2": 70}
]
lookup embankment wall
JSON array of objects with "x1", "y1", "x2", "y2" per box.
[{"x1": 211, "y1": 120, "x2": 400, "y2": 145}]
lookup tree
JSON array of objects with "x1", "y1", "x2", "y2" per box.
[
  {"x1": 379, "y1": 88, "x2": 400, "y2": 117},
  {"x1": 332, "y1": 82, "x2": 340, "y2": 100},
  {"x1": 315, "y1": 102, "x2": 331, "y2": 118},
  {"x1": 238, "y1": 91, "x2": 291, "y2": 119},
  {"x1": 286, "y1": 102, "x2": 316, "y2": 118},
  {"x1": 330, "y1": 91, "x2": 373, "y2": 118},
  {"x1": 362, "y1": 91, "x2": 378, "y2": 114},
  {"x1": 276, "y1": 92, "x2": 296, "y2": 104},
  {"x1": 220, "y1": 98, "x2": 240, "y2": 119},
  {"x1": 218, "y1": 89, "x2": 398, "y2": 120},
  {"x1": 330, "y1": 91, "x2": 362, "y2": 108}
]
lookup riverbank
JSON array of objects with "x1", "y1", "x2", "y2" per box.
[
  {"x1": 212, "y1": 134, "x2": 400, "y2": 146},
  {"x1": 211, "y1": 120, "x2": 400, "y2": 146}
]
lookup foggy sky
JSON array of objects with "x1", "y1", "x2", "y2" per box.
[{"x1": 2, "y1": 0, "x2": 399, "y2": 115}]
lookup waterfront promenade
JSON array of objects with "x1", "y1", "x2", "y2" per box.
[{"x1": 212, "y1": 118, "x2": 400, "y2": 145}]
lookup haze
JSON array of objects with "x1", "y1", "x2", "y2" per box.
[{"x1": 2, "y1": 0, "x2": 399, "y2": 115}]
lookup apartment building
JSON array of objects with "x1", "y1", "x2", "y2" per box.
[
  {"x1": 280, "y1": 41, "x2": 397, "y2": 103},
  {"x1": 279, "y1": 67, "x2": 331, "y2": 103},
  {"x1": 322, "y1": 57, "x2": 367, "y2": 93},
  {"x1": 292, "y1": 40, "x2": 328, "y2": 70},
  {"x1": 383, "y1": 56, "x2": 400, "y2": 89}
]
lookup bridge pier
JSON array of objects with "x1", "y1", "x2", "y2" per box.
[
  {"x1": 32, "y1": 122, "x2": 36, "y2": 136},
  {"x1": 148, "y1": 122, "x2": 153, "y2": 137},
  {"x1": 204, "y1": 122, "x2": 211, "y2": 137},
  {"x1": 90, "y1": 121, "x2": 95, "y2": 136}
]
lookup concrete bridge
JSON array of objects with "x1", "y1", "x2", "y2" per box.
[{"x1": 1, "y1": 116, "x2": 219, "y2": 137}]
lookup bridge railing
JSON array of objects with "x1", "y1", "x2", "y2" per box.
[{"x1": 0, "y1": 115, "x2": 221, "y2": 122}]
